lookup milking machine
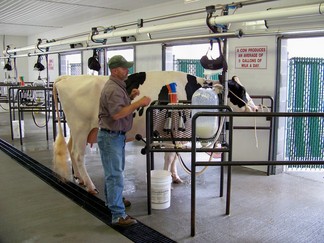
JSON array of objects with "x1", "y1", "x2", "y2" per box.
[
  {"x1": 7, "y1": 51, "x2": 52, "y2": 145},
  {"x1": 143, "y1": 91, "x2": 233, "y2": 214},
  {"x1": 135, "y1": 79, "x2": 229, "y2": 170}
]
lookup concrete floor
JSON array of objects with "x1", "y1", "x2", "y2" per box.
[
  {"x1": 0, "y1": 150, "x2": 132, "y2": 243},
  {"x1": 1, "y1": 111, "x2": 324, "y2": 242}
]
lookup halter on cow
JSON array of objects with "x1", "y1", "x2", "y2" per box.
[{"x1": 52, "y1": 71, "x2": 258, "y2": 194}]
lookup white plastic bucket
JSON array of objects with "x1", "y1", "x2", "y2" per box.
[
  {"x1": 151, "y1": 170, "x2": 172, "y2": 210},
  {"x1": 12, "y1": 120, "x2": 24, "y2": 139}
]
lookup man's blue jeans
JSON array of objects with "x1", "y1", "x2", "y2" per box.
[{"x1": 97, "y1": 130, "x2": 126, "y2": 222}]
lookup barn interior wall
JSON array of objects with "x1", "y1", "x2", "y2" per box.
[
  {"x1": 0, "y1": 35, "x2": 28, "y2": 83},
  {"x1": 135, "y1": 44, "x2": 163, "y2": 72},
  {"x1": 227, "y1": 36, "x2": 277, "y2": 172},
  {"x1": 5, "y1": 0, "x2": 322, "y2": 171},
  {"x1": 0, "y1": 35, "x2": 29, "y2": 111},
  {"x1": 47, "y1": 54, "x2": 59, "y2": 83}
]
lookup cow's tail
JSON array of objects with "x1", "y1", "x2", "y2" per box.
[{"x1": 52, "y1": 83, "x2": 69, "y2": 181}]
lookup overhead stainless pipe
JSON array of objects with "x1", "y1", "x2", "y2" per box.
[
  {"x1": 210, "y1": 3, "x2": 324, "y2": 25},
  {"x1": 1, "y1": 31, "x2": 242, "y2": 58},
  {"x1": 48, "y1": 0, "x2": 277, "y2": 42},
  {"x1": 4, "y1": 2, "x2": 323, "y2": 55}
]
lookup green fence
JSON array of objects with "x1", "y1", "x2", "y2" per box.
[
  {"x1": 175, "y1": 59, "x2": 219, "y2": 80},
  {"x1": 128, "y1": 66, "x2": 134, "y2": 75},
  {"x1": 286, "y1": 57, "x2": 324, "y2": 169}
]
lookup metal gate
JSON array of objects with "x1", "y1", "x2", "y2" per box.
[
  {"x1": 175, "y1": 59, "x2": 219, "y2": 80},
  {"x1": 286, "y1": 57, "x2": 324, "y2": 169}
]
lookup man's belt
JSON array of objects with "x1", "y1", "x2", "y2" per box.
[{"x1": 100, "y1": 128, "x2": 126, "y2": 135}]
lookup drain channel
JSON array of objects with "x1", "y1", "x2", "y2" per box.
[{"x1": 0, "y1": 138, "x2": 175, "y2": 243}]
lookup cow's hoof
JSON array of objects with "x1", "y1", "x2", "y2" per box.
[
  {"x1": 88, "y1": 188, "x2": 99, "y2": 195},
  {"x1": 171, "y1": 175, "x2": 183, "y2": 184},
  {"x1": 73, "y1": 176, "x2": 85, "y2": 186},
  {"x1": 77, "y1": 180, "x2": 85, "y2": 186}
]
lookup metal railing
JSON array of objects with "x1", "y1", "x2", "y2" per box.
[{"x1": 145, "y1": 102, "x2": 324, "y2": 236}]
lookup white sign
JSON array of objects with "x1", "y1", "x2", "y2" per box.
[{"x1": 235, "y1": 46, "x2": 267, "y2": 69}]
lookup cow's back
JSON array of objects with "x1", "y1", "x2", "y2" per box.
[
  {"x1": 54, "y1": 75, "x2": 108, "y2": 135},
  {"x1": 127, "y1": 71, "x2": 205, "y2": 140},
  {"x1": 54, "y1": 72, "x2": 206, "y2": 141},
  {"x1": 141, "y1": 71, "x2": 205, "y2": 101}
]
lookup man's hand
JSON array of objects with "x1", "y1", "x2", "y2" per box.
[
  {"x1": 140, "y1": 96, "x2": 151, "y2": 107},
  {"x1": 130, "y1": 89, "x2": 140, "y2": 100}
]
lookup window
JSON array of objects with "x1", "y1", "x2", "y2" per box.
[
  {"x1": 87, "y1": 49, "x2": 105, "y2": 76},
  {"x1": 59, "y1": 52, "x2": 82, "y2": 75},
  {"x1": 164, "y1": 43, "x2": 220, "y2": 80}
]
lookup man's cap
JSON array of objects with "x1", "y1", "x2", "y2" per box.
[{"x1": 108, "y1": 55, "x2": 133, "y2": 69}]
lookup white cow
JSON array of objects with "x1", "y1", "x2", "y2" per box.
[{"x1": 53, "y1": 71, "x2": 257, "y2": 194}]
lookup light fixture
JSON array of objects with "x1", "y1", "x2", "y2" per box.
[
  {"x1": 121, "y1": 36, "x2": 136, "y2": 42},
  {"x1": 265, "y1": 15, "x2": 324, "y2": 31},
  {"x1": 184, "y1": 0, "x2": 200, "y2": 3},
  {"x1": 241, "y1": 20, "x2": 267, "y2": 31},
  {"x1": 240, "y1": 15, "x2": 324, "y2": 34},
  {"x1": 70, "y1": 43, "x2": 84, "y2": 48}
]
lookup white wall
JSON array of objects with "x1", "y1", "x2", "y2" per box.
[
  {"x1": 1, "y1": 35, "x2": 28, "y2": 82},
  {"x1": 0, "y1": 36, "x2": 28, "y2": 111},
  {"x1": 135, "y1": 44, "x2": 163, "y2": 72},
  {"x1": 227, "y1": 36, "x2": 276, "y2": 172}
]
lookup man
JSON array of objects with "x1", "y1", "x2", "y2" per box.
[{"x1": 97, "y1": 55, "x2": 151, "y2": 227}]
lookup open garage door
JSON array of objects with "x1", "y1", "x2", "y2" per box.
[{"x1": 279, "y1": 37, "x2": 324, "y2": 171}]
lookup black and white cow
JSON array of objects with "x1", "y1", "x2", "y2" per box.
[{"x1": 53, "y1": 71, "x2": 257, "y2": 194}]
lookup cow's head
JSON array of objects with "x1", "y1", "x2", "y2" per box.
[
  {"x1": 125, "y1": 72, "x2": 146, "y2": 94},
  {"x1": 228, "y1": 76, "x2": 258, "y2": 112}
]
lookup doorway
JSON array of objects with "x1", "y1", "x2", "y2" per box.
[{"x1": 278, "y1": 36, "x2": 324, "y2": 174}]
